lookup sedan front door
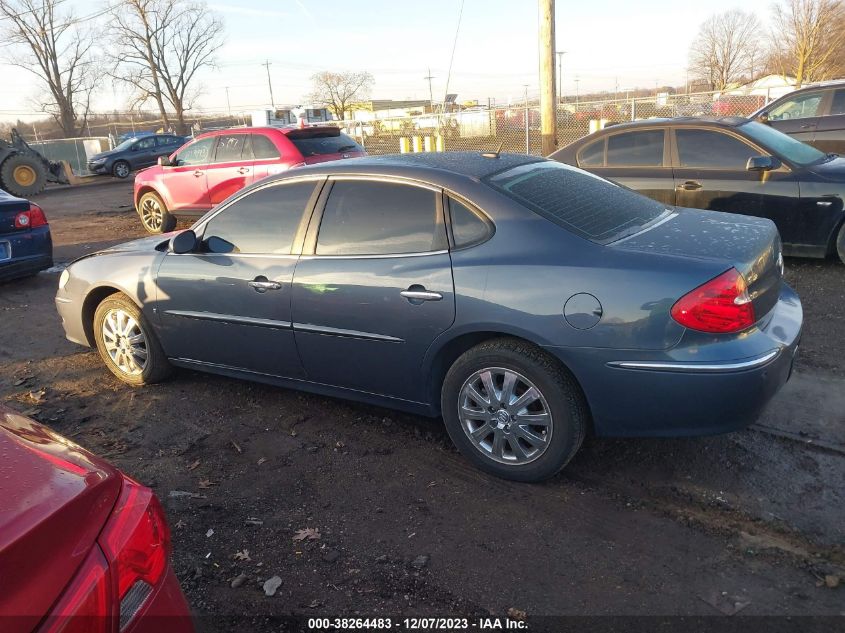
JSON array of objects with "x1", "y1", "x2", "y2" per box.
[
  {"x1": 154, "y1": 179, "x2": 322, "y2": 378},
  {"x1": 162, "y1": 137, "x2": 214, "y2": 213},
  {"x1": 671, "y1": 127, "x2": 802, "y2": 244},
  {"x1": 129, "y1": 136, "x2": 158, "y2": 170},
  {"x1": 291, "y1": 179, "x2": 455, "y2": 403},
  {"x1": 765, "y1": 90, "x2": 826, "y2": 145},
  {"x1": 205, "y1": 133, "x2": 254, "y2": 206}
]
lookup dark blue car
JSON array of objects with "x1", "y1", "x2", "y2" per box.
[
  {"x1": 55, "y1": 153, "x2": 802, "y2": 481},
  {"x1": 87, "y1": 133, "x2": 188, "y2": 179},
  {"x1": 0, "y1": 189, "x2": 52, "y2": 282}
]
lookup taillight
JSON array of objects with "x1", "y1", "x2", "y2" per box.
[
  {"x1": 670, "y1": 268, "x2": 755, "y2": 333},
  {"x1": 40, "y1": 548, "x2": 111, "y2": 633},
  {"x1": 98, "y1": 477, "x2": 171, "y2": 631},
  {"x1": 15, "y1": 203, "x2": 48, "y2": 229}
]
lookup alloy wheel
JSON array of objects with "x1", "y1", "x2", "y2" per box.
[
  {"x1": 114, "y1": 162, "x2": 130, "y2": 178},
  {"x1": 140, "y1": 197, "x2": 163, "y2": 231},
  {"x1": 458, "y1": 367, "x2": 553, "y2": 465},
  {"x1": 101, "y1": 308, "x2": 148, "y2": 376}
]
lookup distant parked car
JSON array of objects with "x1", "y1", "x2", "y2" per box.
[
  {"x1": 57, "y1": 153, "x2": 801, "y2": 482},
  {"x1": 551, "y1": 117, "x2": 845, "y2": 263},
  {"x1": 0, "y1": 189, "x2": 52, "y2": 282},
  {"x1": 0, "y1": 404, "x2": 193, "y2": 633},
  {"x1": 712, "y1": 94, "x2": 767, "y2": 117},
  {"x1": 753, "y1": 80, "x2": 845, "y2": 154},
  {"x1": 133, "y1": 126, "x2": 365, "y2": 233},
  {"x1": 88, "y1": 134, "x2": 188, "y2": 179}
]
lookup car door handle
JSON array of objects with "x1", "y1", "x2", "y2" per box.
[
  {"x1": 238, "y1": 167, "x2": 250, "y2": 174},
  {"x1": 248, "y1": 278, "x2": 282, "y2": 293},
  {"x1": 193, "y1": 170, "x2": 203, "y2": 177},
  {"x1": 400, "y1": 288, "x2": 443, "y2": 302},
  {"x1": 676, "y1": 180, "x2": 702, "y2": 191}
]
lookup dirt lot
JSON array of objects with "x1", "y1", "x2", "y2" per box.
[{"x1": 2, "y1": 182, "x2": 844, "y2": 631}]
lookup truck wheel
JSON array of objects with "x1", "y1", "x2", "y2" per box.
[{"x1": 0, "y1": 154, "x2": 48, "y2": 197}]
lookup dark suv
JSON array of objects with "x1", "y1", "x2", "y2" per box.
[
  {"x1": 753, "y1": 81, "x2": 845, "y2": 154},
  {"x1": 87, "y1": 133, "x2": 187, "y2": 179}
]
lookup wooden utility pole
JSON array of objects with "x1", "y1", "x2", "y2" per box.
[
  {"x1": 263, "y1": 60, "x2": 276, "y2": 111},
  {"x1": 539, "y1": 0, "x2": 557, "y2": 156}
]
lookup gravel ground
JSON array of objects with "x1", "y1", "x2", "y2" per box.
[{"x1": 1, "y1": 181, "x2": 843, "y2": 631}]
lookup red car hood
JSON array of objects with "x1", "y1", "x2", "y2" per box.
[{"x1": 0, "y1": 405, "x2": 121, "y2": 628}]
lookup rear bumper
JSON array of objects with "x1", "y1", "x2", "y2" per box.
[
  {"x1": 126, "y1": 568, "x2": 194, "y2": 633},
  {"x1": 546, "y1": 283, "x2": 802, "y2": 437},
  {"x1": 0, "y1": 226, "x2": 53, "y2": 282}
]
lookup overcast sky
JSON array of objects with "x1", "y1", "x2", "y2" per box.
[{"x1": 1, "y1": 0, "x2": 777, "y2": 121}]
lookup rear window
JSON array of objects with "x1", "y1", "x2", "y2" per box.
[
  {"x1": 483, "y1": 161, "x2": 669, "y2": 244},
  {"x1": 288, "y1": 130, "x2": 362, "y2": 157}
]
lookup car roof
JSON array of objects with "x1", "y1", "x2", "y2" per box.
[
  {"x1": 600, "y1": 116, "x2": 750, "y2": 132},
  {"x1": 194, "y1": 125, "x2": 343, "y2": 139},
  {"x1": 270, "y1": 151, "x2": 543, "y2": 182}
]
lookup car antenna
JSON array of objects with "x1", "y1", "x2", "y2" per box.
[{"x1": 481, "y1": 143, "x2": 504, "y2": 159}]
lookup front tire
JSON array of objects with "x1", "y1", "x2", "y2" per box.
[
  {"x1": 138, "y1": 191, "x2": 176, "y2": 234},
  {"x1": 112, "y1": 160, "x2": 131, "y2": 179},
  {"x1": 836, "y1": 222, "x2": 845, "y2": 265},
  {"x1": 441, "y1": 338, "x2": 587, "y2": 482},
  {"x1": 0, "y1": 154, "x2": 47, "y2": 197},
  {"x1": 93, "y1": 293, "x2": 171, "y2": 386}
]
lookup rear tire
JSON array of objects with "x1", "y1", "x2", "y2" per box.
[
  {"x1": 138, "y1": 191, "x2": 176, "y2": 234},
  {"x1": 112, "y1": 160, "x2": 131, "y2": 179},
  {"x1": 836, "y1": 222, "x2": 845, "y2": 265},
  {"x1": 0, "y1": 154, "x2": 47, "y2": 197},
  {"x1": 441, "y1": 338, "x2": 588, "y2": 482},
  {"x1": 93, "y1": 293, "x2": 171, "y2": 386}
]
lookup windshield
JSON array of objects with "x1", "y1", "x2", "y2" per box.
[
  {"x1": 113, "y1": 138, "x2": 138, "y2": 151},
  {"x1": 484, "y1": 161, "x2": 670, "y2": 244},
  {"x1": 739, "y1": 121, "x2": 827, "y2": 166}
]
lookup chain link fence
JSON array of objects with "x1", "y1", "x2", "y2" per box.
[{"x1": 339, "y1": 90, "x2": 773, "y2": 158}]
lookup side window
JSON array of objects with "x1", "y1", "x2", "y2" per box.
[
  {"x1": 176, "y1": 138, "x2": 214, "y2": 166},
  {"x1": 202, "y1": 181, "x2": 316, "y2": 254},
  {"x1": 449, "y1": 198, "x2": 491, "y2": 248},
  {"x1": 768, "y1": 91, "x2": 823, "y2": 121},
  {"x1": 676, "y1": 129, "x2": 757, "y2": 169},
  {"x1": 830, "y1": 89, "x2": 845, "y2": 116},
  {"x1": 578, "y1": 138, "x2": 604, "y2": 167},
  {"x1": 606, "y1": 130, "x2": 664, "y2": 167},
  {"x1": 252, "y1": 134, "x2": 281, "y2": 160},
  {"x1": 155, "y1": 136, "x2": 172, "y2": 147},
  {"x1": 316, "y1": 181, "x2": 443, "y2": 256},
  {"x1": 136, "y1": 137, "x2": 156, "y2": 150},
  {"x1": 213, "y1": 135, "x2": 246, "y2": 163}
]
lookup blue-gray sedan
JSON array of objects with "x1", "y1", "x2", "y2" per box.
[{"x1": 55, "y1": 153, "x2": 802, "y2": 481}]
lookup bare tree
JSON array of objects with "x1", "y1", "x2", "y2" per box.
[
  {"x1": 688, "y1": 10, "x2": 762, "y2": 91},
  {"x1": 0, "y1": 0, "x2": 99, "y2": 137},
  {"x1": 771, "y1": 0, "x2": 845, "y2": 86},
  {"x1": 108, "y1": 0, "x2": 223, "y2": 134},
  {"x1": 307, "y1": 71, "x2": 374, "y2": 121}
]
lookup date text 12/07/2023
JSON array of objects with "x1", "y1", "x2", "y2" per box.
[{"x1": 306, "y1": 617, "x2": 528, "y2": 630}]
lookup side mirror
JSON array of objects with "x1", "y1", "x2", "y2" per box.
[
  {"x1": 747, "y1": 155, "x2": 781, "y2": 172},
  {"x1": 158, "y1": 155, "x2": 172, "y2": 167},
  {"x1": 757, "y1": 112, "x2": 770, "y2": 124},
  {"x1": 205, "y1": 235, "x2": 236, "y2": 254},
  {"x1": 170, "y1": 229, "x2": 198, "y2": 254}
]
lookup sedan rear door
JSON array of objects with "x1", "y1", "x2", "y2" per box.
[
  {"x1": 670, "y1": 126, "x2": 802, "y2": 243},
  {"x1": 291, "y1": 178, "x2": 455, "y2": 403},
  {"x1": 811, "y1": 87, "x2": 845, "y2": 154},
  {"x1": 582, "y1": 128, "x2": 676, "y2": 206}
]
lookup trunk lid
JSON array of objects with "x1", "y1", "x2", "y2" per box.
[
  {"x1": 0, "y1": 405, "x2": 121, "y2": 630},
  {"x1": 616, "y1": 207, "x2": 783, "y2": 319},
  {"x1": 0, "y1": 189, "x2": 30, "y2": 234}
]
